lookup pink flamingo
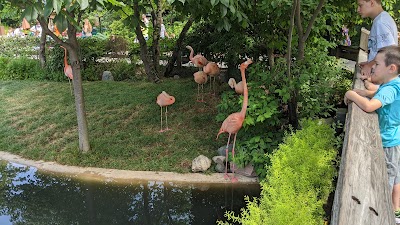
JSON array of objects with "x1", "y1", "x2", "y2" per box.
[
  {"x1": 216, "y1": 59, "x2": 252, "y2": 183},
  {"x1": 203, "y1": 61, "x2": 220, "y2": 94},
  {"x1": 228, "y1": 78, "x2": 244, "y2": 95},
  {"x1": 60, "y1": 46, "x2": 73, "y2": 94},
  {"x1": 186, "y1": 45, "x2": 208, "y2": 70},
  {"x1": 193, "y1": 71, "x2": 208, "y2": 102},
  {"x1": 156, "y1": 91, "x2": 175, "y2": 132}
]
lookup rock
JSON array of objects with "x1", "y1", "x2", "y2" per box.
[
  {"x1": 230, "y1": 163, "x2": 257, "y2": 177},
  {"x1": 212, "y1": 156, "x2": 225, "y2": 165},
  {"x1": 173, "y1": 75, "x2": 180, "y2": 79},
  {"x1": 217, "y1": 144, "x2": 233, "y2": 157},
  {"x1": 192, "y1": 155, "x2": 212, "y2": 172},
  {"x1": 215, "y1": 163, "x2": 225, "y2": 173},
  {"x1": 102, "y1": 71, "x2": 114, "y2": 81}
]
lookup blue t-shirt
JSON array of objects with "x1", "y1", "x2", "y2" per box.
[
  {"x1": 368, "y1": 11, "x2": 398, "y2": 62},
  {"x1": 373, "y1": 77, "x2": 400, "y2": 147}
]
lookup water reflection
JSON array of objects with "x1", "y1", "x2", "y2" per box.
[{"x1": 0, "y1": 162, "x2": 260, "y2": 225}]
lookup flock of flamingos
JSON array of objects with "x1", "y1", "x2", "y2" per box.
[
  {"x1": 156, "y1": 45, "x2": 252, "y2": 182},
  {"x1": 61, "y1": 44, "x2": 251, "y2": 182}
]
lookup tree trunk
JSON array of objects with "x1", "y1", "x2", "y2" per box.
[
  {"x1": 267, "y1": 48, "x2": 275, "y2": 68},
  {"x1": 68, "y1": 27, "x2": 91, "y2": 152},
  {"x1": 163, "y1": 16, "x2": 194, "y2": 77},
  {"x1": 39, "y1": 31, "x2": 46, "y2": 68},
  {"x1": 133, "y1": 2, "x2": 159, "y2": 83},
  {"x1": 287, "y1": 0, "x2": 298, "y2": 129},
  {"x1": 151, "y1": 2, "x2": 163, "y2": 77},
  {"x1": 38, "y1": 15, "x2": 90, "y2": 152}
]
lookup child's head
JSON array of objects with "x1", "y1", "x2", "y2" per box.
[
  {"x1": 357, "y1": 0, "x2": 382, "y2": 18},
  {"x1": 371, "y1": 46, "x2": 400, "y2": 84}
]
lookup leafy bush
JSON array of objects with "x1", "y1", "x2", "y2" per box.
[
  {"x1": 218, "y1": 119, "x2": 337, "y2": 225},
  {"x1": 0, "y1": 57, "x2": 45, "y2": 80},
  {"x1": 295, "y1": 48, "x2": 353, "y2": 118},
  {"x1": 216, "y1": 49, "x2": 351, "y2": 177},
  {"x1": 0, "y1": 36, "x2": 40, "y2": 58},
  {"x1": 78, "y1": 37, "x2": 108, "y2": 66}
]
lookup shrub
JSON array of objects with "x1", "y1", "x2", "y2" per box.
[
  {"x1": 218, "y1": 119, "x2": 338, "y2": 225},
  {"x1": 0, "y1": 36, "x2": 40, "y2": 58},
  {"x1": 216, "y1": 49, "x2": 351, "y2": 178},
  {"x1": 0, "y1": 57, "x2": 45, "y2": 80}
]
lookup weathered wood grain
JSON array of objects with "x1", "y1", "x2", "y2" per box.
[{"x1": 331, "y1": 50, "x2": 395, "y2": 225}]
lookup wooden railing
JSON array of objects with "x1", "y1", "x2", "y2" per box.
[{"x1": 330, "y1": 46, "x2": 395, "y2": 224}]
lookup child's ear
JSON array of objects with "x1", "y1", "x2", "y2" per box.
[{"x1": 389, "y1": 64, "x2": 398, "y2": 74}]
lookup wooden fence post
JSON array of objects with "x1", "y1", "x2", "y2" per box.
[{"x1": 330, "y1": 49, "x2": 395, "y2": 225}]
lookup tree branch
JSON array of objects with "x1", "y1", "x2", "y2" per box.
[
  {"x1": 302, "y1": 0, "x2": 325, "y2": 42},
  {"x1": 295, "y1": 0, "x2": 303, "y2": 40}
]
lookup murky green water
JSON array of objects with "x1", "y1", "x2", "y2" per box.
[{"x1": 0, "y1": 162, "x2": 260, "y2": 225}]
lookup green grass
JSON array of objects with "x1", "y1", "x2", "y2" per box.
[{"x1": 0, "y1": 79, "x2": 225, "y2": 173}]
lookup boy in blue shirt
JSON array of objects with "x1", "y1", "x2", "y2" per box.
[{"x1": 345, "y1": 46, "x2": 400, "y2": 221}]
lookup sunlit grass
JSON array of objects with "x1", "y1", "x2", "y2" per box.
[{"x1": 0, "y1": 79, "x2": 225, "y2": 172}]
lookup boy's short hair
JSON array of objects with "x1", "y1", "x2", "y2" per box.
[{"x1": 377, "y1": 46, "x2": 400, "y2": 74}]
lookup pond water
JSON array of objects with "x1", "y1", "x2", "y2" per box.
[{"x1": 0, "y1": 162, "x2": 260, "y2": 225}]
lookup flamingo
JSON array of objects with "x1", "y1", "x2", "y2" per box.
[
  {"x1": 216, "y1": 59, "x2": 252, "y2": 183},
  {"x1": 186, "y1": 45, "x2": 208, "y2": 70},
  {"x1": 156, "y1": 91, "x2": 175, "y2": 132},
  {"x1": 203, "y1": 61, "x2": 220, "y2": 94},
  {"x1": 228, "y1": 78, "x2": 244, "y2": 95},
  {"x1": 60, "y1": 46, "x2": 73, "y2": 94},
  {"x1": 193, "y1": 71, "x2": 208, "y2": 102}
]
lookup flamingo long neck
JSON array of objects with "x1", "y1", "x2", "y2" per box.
[
  {"x1": 188, "y1": 46, "x2": 194, "y2": 61},
  {"x1": 240, "y1": 68, "x2": 248, "y2": 117},
  {"x1": 63, "y1": 47, "x2": 68, "y2": 66}
]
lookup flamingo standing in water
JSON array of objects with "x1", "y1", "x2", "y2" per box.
[
  {"x1": 156, "y1": 91, "x2": 175, "y2": 132},
  {"x1": 60, "y1": 46, "x2": 73, "y2": 94},
  {"x1": 228, "y1": 78, "x2": 244, "y2": 95},
  {"x1": 193, "y1": 71, "x2": 208, "y2": 102},
  {"x1": 216, "y1": 59, "x2": 252, "y2": 183},
  {"x1": 186, "y1": 45, "x2": 208, "y2": 70},
  {"x1": 203, "y1": 61, "x2": 220, "y2": 95}
]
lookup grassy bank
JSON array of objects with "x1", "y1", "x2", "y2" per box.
[{"x1": 0, "y1": 79, "x2": 223, "y2": 172}]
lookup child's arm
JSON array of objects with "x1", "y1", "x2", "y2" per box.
[
  {"x1": 353, "y1": 88, "x2": 377, "y2": 98},
  {"x1": 344, "y1": 90, "x2": 382, "y2": 112}
]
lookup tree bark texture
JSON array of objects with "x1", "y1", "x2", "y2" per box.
[
  {"x1": 287, "y1": 0, "x2": 298, "y2": 129},
  {"x1": 133, "y1": 2, "x2": 159, "y2": 83},
  {"x1": 39, "y1": 31, "x2": 46, "y2": 68},
  {"x1": 163, "y1": 16, "x2": 194, "y2": 77},
  {"x1": 38, "y1": 14, "x2": 90, "y2": 152}
]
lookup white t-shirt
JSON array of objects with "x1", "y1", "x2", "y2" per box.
[
  {"x1": 160, "y1": 24, "x2": 166, "y2": 39},
  {"x1": 368, "y1": 11, "x2": 398, "y2": 62}
]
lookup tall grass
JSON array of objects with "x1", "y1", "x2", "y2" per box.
[{"x1": 0, "y1": 79, "x2": 224, "y2": 172}]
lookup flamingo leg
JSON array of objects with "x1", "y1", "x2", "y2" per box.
[
  {"x1": 197, "y1": 83, "x2": 200, "y2": 102},
  {"x1": 209, "y1": 76, "x2": 212, "y2": 90},
  {"x1": 165, "y1": 106, "x2": 171, "y2": 131},
  {"x1": 224, "y1": 133, "x2": 232, "y2": 180},
  {"x1": 231, "y1": 134, "x2": 239, "y2": 183},
  {"x1": 68, "y1": 78, "x2": 73, "y2": 95},
  {"x1": 159, "y1": 106, "x2": 164, "y2": 132},
  {"x1": 212, "y1": 76, "x2": 216, "y2": 96},
  {"x1": 201, "y1": 84, "x2": 205, "y2": 102}
]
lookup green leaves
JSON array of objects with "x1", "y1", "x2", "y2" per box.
[
  {"x1": 52, "y1": 0, "x2": 62, "y2": 14},
  {"x1": 21, "y1": 5, "x2": 38, "y2": 22},
  {"x1": 77, "y1": 0, "x2": 89, "y2": 10},
  {"x1": 53, "y1": 12, "x2": 68, "y2": 33}
]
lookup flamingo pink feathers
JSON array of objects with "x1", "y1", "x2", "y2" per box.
[
  {"x1": 156, "y1": 91, "x2": 176, "y2": 132},
  {"x1": 216, "y1": 59, "x2": 252, "y2": 183},
  {"x1": 186, "y1": 45, "x2": 208, "y2": 69},
  {"x1": 193, "y1": 71, "x2": 208, "y2": 102},
  {"x1": 60, "y1": 46, "x2": 73, "y2": 80}
]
